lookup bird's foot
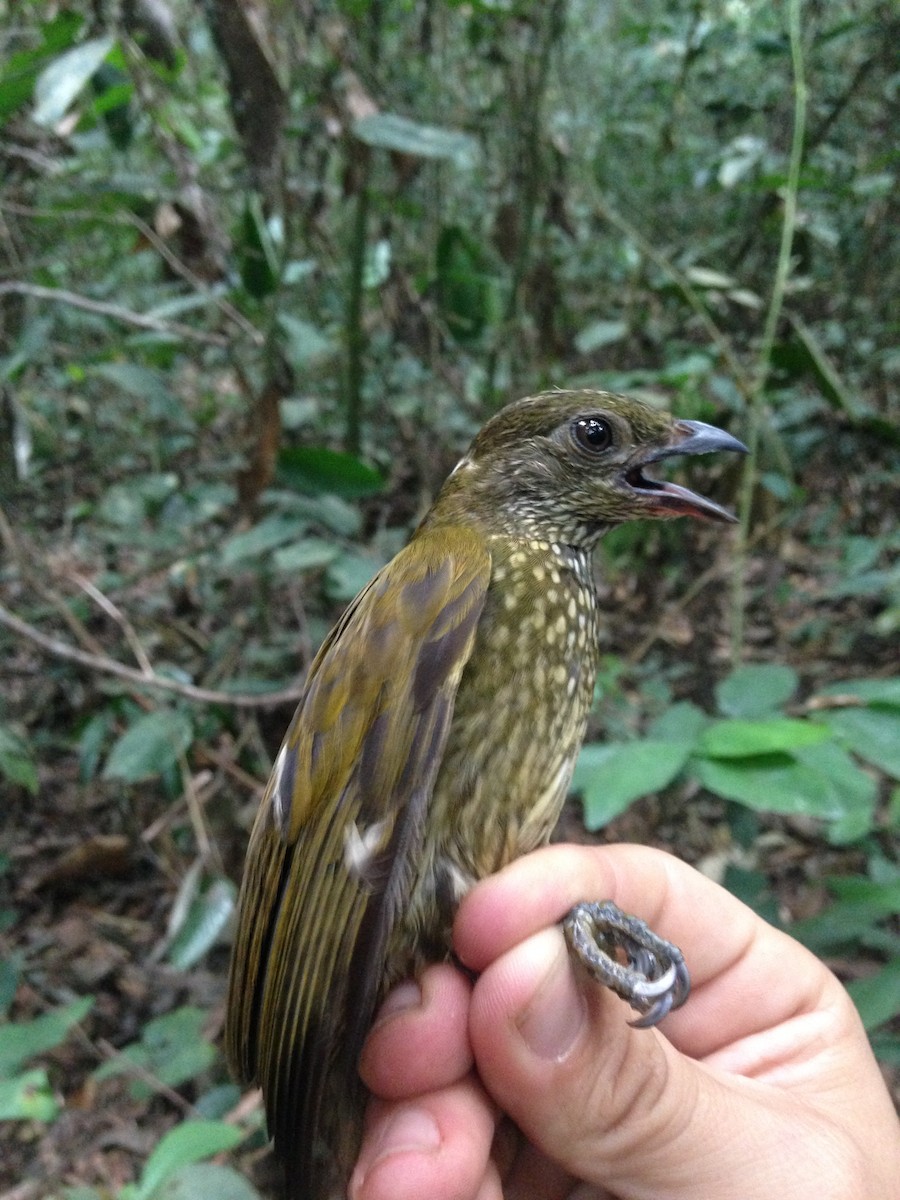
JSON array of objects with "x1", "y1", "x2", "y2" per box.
[{"x1": 563, "y1": 900, "x2": 690, "y2": 1028}]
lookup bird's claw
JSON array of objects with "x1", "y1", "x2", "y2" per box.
[{"x1": 562, "y1": 900, "x2": 690, "y2": 1028}]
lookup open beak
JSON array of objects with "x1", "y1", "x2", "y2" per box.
[{"x1": 623, "y1": 420, "x2": 748, "y2": 523}]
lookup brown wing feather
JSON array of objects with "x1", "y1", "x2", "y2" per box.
[{"x1": 225, "y1": 524, "x2": 490, "y2": 1197}]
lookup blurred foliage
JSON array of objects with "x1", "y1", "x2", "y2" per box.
[{"x1": 0, "y1": 0, "x2": 897, "y2": 1192}]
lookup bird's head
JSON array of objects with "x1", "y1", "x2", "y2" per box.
[{"x1": 433, "y1": 390, "x2": 747, "y2": 546}]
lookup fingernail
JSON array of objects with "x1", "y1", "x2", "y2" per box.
[
  {"x1": 370, "y1": 1105, "x2": 441, "y2": 1163},
  {"x1": 371, "y1": 980, "x2": 421, "y2": 1028},
  {"x1": 516, "y1": 930, "x2": 586, "y2": 1060}
]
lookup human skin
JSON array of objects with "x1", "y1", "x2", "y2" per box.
[{"x1": 349, "y1": 844, "x2": 900, "y2": 1200}]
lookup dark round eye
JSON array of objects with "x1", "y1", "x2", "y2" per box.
[{"x1": 572, "y1": 416, "x2": 613, "y2": 453}]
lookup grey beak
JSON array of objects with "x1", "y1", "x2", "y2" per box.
[{"x1": 645, "y1": 419, "x2": 748, "y2": 464}]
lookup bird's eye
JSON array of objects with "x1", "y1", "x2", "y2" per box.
[{"x1": 572, "y1": 416, "x2": 614, "y2": 453}]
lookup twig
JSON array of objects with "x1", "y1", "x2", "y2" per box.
[
  {"x1": 69, "y1": 571, "x2": 156, "y2": 676},
  {"x1": 731, "y1": 0, "x2": 807, "y2": 661},
  {"x1": 0, "y1": 282, "x2": 229, "y2": 346},
  {"x1": 594, "y1": 197, "x2": 754, "y2": 405},
  {"x1": 94, "y1": 1037, "x2": 195, "y2": 1114},
  {"x1": 0, "y1": 601, "x2": 305, "y2": 709},
  {"x1": 0, "y1": 506, "x2": 108, "y2": 659},
  {"x1": 1, "y1": 201, "x2": 262, "y2": 344}
]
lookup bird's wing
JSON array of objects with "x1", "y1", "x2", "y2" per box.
[{"x1": 225, "y1": 522, "x2": 490, "y2": 1185}]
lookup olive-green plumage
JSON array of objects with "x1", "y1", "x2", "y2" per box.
[{"x1": 225, "y1": 390, "x2": 745, "y2": 1199}]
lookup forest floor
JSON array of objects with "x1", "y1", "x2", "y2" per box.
[{"x1": 2, "y1": 466, "x2": 898, "y2": 1198}]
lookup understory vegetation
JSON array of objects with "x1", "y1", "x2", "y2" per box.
[{"x1": 0, "y1": 0, "x2": 897, "y2": 1195}]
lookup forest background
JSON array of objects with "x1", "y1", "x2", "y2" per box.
[{"x1": 0, "y1": 0, "x2": 897, "y2": 1196}]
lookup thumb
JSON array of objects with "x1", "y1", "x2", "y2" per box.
[{"x1": 469, "y1": 926, "x2": 755, "y2": 1198}]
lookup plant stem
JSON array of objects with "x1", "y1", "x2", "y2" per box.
[
  {"x1": 482, "y1": 0, "x2": 566, "y2": 407},
  {"x1": 344, "y1": 176, "x2": 371, "y2": 455},
  {"x1": 730, "y1": 0, "x2": 807, "y2": 662}
]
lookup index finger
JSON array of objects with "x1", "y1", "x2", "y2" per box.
[{"x1": 454, "y1": 843, "x2": 842, "y2": 1060}]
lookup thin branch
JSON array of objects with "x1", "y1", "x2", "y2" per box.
[
  {"x1": 0, "y1": 507, "x2": 108, "y2": 659},
  {"x1": 731, "y1": 0, "x2": 807, "y2": 660},
  {"x1": 0, "y1": 282, "x2": 229, "y2": 346},
  {"x1": 1, "y1": 201, "x2": 262, "y2": 344},
  {"x1": 69, "y1": 571, "x2": 156, "y2": 675},
  {"x1": 594, "y1": 197, "x2": 754, "y2": 405},
  {"x1": 0, "y1": 602, "x2": 305, "y2": 709}
]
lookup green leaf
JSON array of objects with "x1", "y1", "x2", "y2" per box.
[
  {"x1": 220, "y1": 515, "x2": 309, "y2": 566},
  {"x1": 103, "y1": 710, "x2": 193, "y2": 782},
  {"x1": 277, "y1": 446, "x2": 384, "y2": 499},
  {"x1": 33, "y1": 35, "x2": 116, "y2": 127},
  {"x1": 818, "y1": 706, "x2": 900, "y2": 779},
  {"x1": 0, "y1": 996, "x2": 93, "y2": 1075},
  {"x1": 157, "y1": 1162, "x2": 262, "y2": 1200},
  {"x1": 693, "y1": 740, "x2": 876, "y2": 831},
  {"x1": 0, "y1": 1069, "x2": 59, "y2": 1122},
  {"x1": 573, "y1": 740, "x2": 692, "y2": 829},
  {"x1": 715, "y1": 664, "x2": 798, "y2": 717},
  {"x1": 646, "y1": 701, "x2": 708, "y2": 743},
  {"x1": 435, "y1": 225, "x2": 501, "y2": 342},
  {"x1": 273, "y1": 538, "x2": 340, "y2": 574},
  {"x1": 325, "y1": 551, "x2": 382, "y2": 602},
  {"x1": 574, "y1": 319, "x2": 628, "y2": 355},
  {"x1": 168, "y1": 878, "x2": 236, "y2": 971},
  {"x1": 277, "y1": 313, "x2": 334, "y2": 366},
  {"x1": 238, "y1": 194, "x2": 279, "y2": 299},
  {"x1": 132, "y1": 1121, "x2": 243, "y2": 1200},
  {"x1": 698, "y1": 718, "x2": 827, "y2": 758},
  {"x1": 353, "y1": 113, "x2": 477, "y2": 167},
  {"x1": 94, "y1": 1006, "x2": 216, "y2": 1099},
  {"x1": 791, "y1": 882, "x2": 900, "y2": 955},
  {"x1": 817, "y1": 677, "x2": 900, "y2": 707},
  {"x1": 0, "y1": 724, "x2": 38, "y2": 794},
  {"x1": 846, "y1": 961, "x2": 900, "y2": 1032}
]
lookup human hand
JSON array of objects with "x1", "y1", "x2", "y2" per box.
[{"x1": 349, "y1": 844, "x2": 900, "y2": 1200}]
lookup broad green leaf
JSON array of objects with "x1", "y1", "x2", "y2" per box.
[
  {"x1": 157, "y1": 1162, "x2": 262, "y2": 1200},
  {"x1": 0, "y1": 996, "x2": 93, "y2": 1075},
  {"x1": 132, "y1": 1121, "x2": 243, "y2": 1200},
  {"x1": 715, "y1": 664, "x2": 798, "y2": 717},
  {"x1": 103, "y1": 710, "x2": 193, "y2": 782},
  {"x1": 573, "y1": 740, "x2": 692, "y2": 829},
  {"x1": 168, "y1": 878, "x2": 236, "y2": 971},
  {"x1": 277, "y1": 446, "x2": 384, "y2": 499},
  {"x1": 699, "y1": 718, "x2": 826, "y2": 758},
  {"x1": 353, "y1": 113, "x2": 477, "y2": 167},
  {"x1": 33, "y1": 35, "x2": 115, "y2": 127},
  {"x1": 273, "y1": 538, "x2": 340, "y2": 574},
  {"x1": 94, "y1": 1006, "x2": 216, "y2": 1100},
  {"x1": 221, "y1": 516, "x2": 308, "y2": 566},
  {"x1": 646, "y1": 701, "x2": 708, "y2": 743},
  {"x1": 0, "y1": 1069, "x2": 59, "y2": 1122},
  {"x1": 693, "y1": 740, "x2": 875, "y2": 831},
  {"x1": 846, "y1": 961, "x2": 900, "y2": 1032},
  {"x1": 819, "y1": 707, "x2": 900, "y2": 779}
]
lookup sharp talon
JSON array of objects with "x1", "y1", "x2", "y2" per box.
[
  {"x1": 629, "y1": 961, "x2": 677, "y2": 1000},
  {"x1": 629, "y1": 991, "x2": 674, "y2": 1028}
]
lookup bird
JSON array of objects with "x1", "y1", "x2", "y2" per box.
[{"x1": 225, "y1": 389, "x2": 746, "y2": 1199}]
